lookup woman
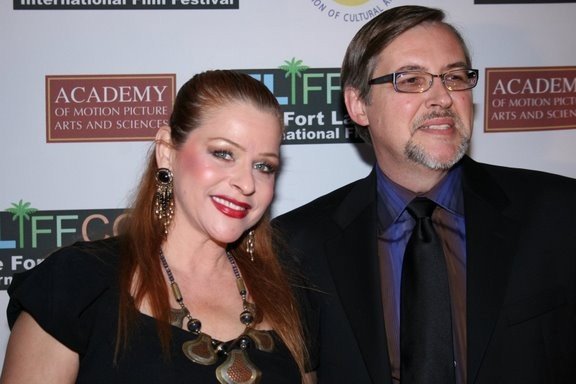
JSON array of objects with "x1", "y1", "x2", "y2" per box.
[{"x1": 1, "y1": 70, "x2": 314, "y2": 384}]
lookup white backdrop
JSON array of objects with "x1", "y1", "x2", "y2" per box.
[{"x1": 1, "y1": 0, "x2": 575, "y2": 369}]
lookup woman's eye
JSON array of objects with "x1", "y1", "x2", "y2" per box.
[
  {"x1": 212, "y1": 150, "x2": 233, "y2": 160},
  {"x1": 253, "y1": 162, "x2": 276, "y2": 174}
]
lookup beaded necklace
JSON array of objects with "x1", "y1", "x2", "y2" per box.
[{"x1": 159, "y1": 250, "x2": 274, "y2": 384}]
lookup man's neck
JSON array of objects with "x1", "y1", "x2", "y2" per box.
[{"x1": 377, "y1": 160, "x2": 449, "y2": 194}]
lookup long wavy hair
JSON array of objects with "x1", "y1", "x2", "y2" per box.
[{"x1": 116, "y1": 70, "x2": 309, "y2": 378}]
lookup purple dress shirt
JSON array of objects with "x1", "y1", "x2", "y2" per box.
[{"x1": 376, "y1": 164, "x2": 467, "y2": 384}]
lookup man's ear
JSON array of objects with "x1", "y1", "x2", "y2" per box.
[
  {"x1": 344, "y1": 87, "x2": 370, "y2": 127},
  {"x1": 155, "y1": 126, "x2": 174, "y2": 169}
]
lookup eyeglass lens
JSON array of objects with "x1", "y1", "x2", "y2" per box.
[{"x1": 395, "y1": 69, "x2": 478, "y2": 93}]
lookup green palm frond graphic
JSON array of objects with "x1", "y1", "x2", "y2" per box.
[
  {"x1": 279, "y1": 58, "x2": 309, "y2": 105},
  {"x1": 6, "y1": 200, "x2": 38, "y2": 248}
]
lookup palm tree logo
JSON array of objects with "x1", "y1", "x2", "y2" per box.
[
  {"x1": 279, "y1": 58, "x2": 309, "y2": 105},
  {"x1": 6, "y1": 200, "x2": 37, "y2": 249}
]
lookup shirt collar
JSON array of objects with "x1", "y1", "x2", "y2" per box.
[{"x1": 376, "y1": 162, "x2": 464, "y2": 228}]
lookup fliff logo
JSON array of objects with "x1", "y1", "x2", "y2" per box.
[
  {"x1": 237, "y1": 58, "x2": 361, "y2": 145},
  {"x1": 0, "y1": 200, "x2": 126, "y2": 289},
  {"x1": 309, "y1": 0, "x2": 392, "y2": 23}
]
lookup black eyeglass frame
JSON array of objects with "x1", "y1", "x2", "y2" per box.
[{"x1": 368, "y1": 68, "x2": 479, "y2": 93}]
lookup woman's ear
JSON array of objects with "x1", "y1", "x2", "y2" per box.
[{"x1": 155, "y1": 126, "x2": 174, "y2": 169}]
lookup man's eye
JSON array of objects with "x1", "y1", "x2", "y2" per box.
[
  {"x1": 403, "y1": 76, "x2": 425, "y2": 85},
  {"x1": 446, "y1": 74, "x2": 464, "y2": 82}
]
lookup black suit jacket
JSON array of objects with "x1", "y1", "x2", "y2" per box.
[{"x1": 273, "y1": 156, "x2": 576, "y2": 384}]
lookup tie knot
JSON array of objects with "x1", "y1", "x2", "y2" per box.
[{"x1": 406, "y1": 197, "x2": 437, "y2": 219}]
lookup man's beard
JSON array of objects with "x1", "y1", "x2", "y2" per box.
[
  {"x1": 405, "y1": 111, "x2": 471, "y2": 170},
  {"x1": 405, "y1": 136, "x2": 469, "y2": 170}
]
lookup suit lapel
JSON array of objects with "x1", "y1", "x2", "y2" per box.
[
  {"x1": 320, "y1": 158, "x2": 520, "y2": 384},
  {"x1": 325, "y1": 170, "x2": 392, "y2": 384},
  {"x1": 461, "y1": 157, "x2": 519, "y2": 383}
]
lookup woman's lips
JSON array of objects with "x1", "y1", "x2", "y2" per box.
[{"x1": 211, "y1": 195, "x2": 251, "y2": 219}]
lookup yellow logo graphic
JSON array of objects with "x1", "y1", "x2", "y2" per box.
[
  {"x1": 333, "y1": 0, "x2": 370, "y2": 5},
  {"x1": 309, "y1": 0, "x2": 392, "y2": 23}
]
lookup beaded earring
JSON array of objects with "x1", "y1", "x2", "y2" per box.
[
  {"x1": 154, "y1": 168, "x2": 174, "y2": 236},
  {"x1": 246, "y1": 230, "x2": 255, "y2": 262}
]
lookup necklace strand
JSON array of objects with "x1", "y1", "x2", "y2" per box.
[
  {"x1": 160, "y1": 250, "x2": 255, "y2": 333},
  {"x1": 159, "y1": 249, "x2": 269, "y2": 384}
]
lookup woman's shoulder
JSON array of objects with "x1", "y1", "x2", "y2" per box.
[
  {"x1": 46, "y1": 236, "x2": 121, "y2": 268},
  {"x1": 9, "y1": 237, "x2": 120, "y2": 297},
  {"x1": 6, "y1": 237, "x2": 122, "y2": 340}
]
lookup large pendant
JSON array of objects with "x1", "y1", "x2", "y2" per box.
[
  {"x1": 169, "y1": 307, "x2": 188, "y2": 328},
  {"x1": 215, "y1": 349, "x2": 261, "y2": 384},
  {"x1": 245, "y1": 329, "x2": 274, "y2": 352},
  {"x1": 182, "y1": 332, "x2": 218, "y2": 365}
]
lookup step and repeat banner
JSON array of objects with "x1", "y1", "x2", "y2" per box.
[{"x1": 1, "y1": 0, "x2": 575, "y2": 365}]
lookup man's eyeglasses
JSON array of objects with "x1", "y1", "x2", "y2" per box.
[{"x1": 368, "y1": 68, "x2": 479, "y2": 93}]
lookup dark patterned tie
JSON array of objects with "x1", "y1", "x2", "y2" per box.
[{"x1": 400, "y1": 197, "x2": 455, "y2": 383}]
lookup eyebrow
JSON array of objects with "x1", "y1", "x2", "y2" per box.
[
  {"x1": 210, "y1": 137, "x2": 280, "y2": 159},
  {"x1": 394, "y1": 61, "x2": 470, "y2": 72}
]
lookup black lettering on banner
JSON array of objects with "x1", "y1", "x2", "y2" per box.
[{"x1": 14, "y1": 0, "x2": 239, "y2": 10}]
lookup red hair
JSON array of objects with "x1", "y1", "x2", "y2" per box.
[{"x1": 116, "y1": 70, "x2": 309, "y2": 378}]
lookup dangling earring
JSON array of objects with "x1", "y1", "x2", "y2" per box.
[
  {"x1": 155, "y1": 168, "x2": 174, "y2": 236},
  {"x1": 246, "y1": 230, "x2": 255, "y2": 262}
]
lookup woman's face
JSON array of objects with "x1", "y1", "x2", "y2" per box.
[{"x1": 161, "y1": 101, "x2": 282, "y2": 246}]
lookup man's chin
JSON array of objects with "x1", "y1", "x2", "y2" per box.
[
  {"x1": 406, "y1": 140, "x2": 468, "y2": 170},
  {"x1": 408, "y1": 149, "x2": 459, "y2": 170}
]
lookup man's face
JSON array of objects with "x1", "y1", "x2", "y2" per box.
[{"x1": 348, "y1": 23, "x2": 474, "y2": 176}]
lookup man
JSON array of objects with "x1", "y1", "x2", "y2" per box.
[{"x1": 274, "y1": 5, "x2": 576, "y2": 384}]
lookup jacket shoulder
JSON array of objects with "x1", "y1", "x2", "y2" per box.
[{"x1": 273, "y1": 176, "x2": 369, "y2": 227}]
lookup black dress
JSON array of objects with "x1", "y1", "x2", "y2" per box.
[{"x1": 7, "y1": 238, "x2": 302, "y2": 384}]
